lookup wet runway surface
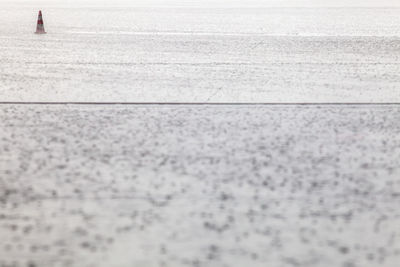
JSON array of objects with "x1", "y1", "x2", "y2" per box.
[{"x1": 0, "y1": 104, "x2": 399, "y2": 267}]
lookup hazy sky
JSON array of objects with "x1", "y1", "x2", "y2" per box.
[{"x1": 3, "y1": 0, "x2": 400, "y2": 7}]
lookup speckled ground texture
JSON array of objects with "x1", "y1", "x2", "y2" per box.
[
  {"x1": 2, "y1": 3, "x2": 400, "y2": 103},
  {"x1": 0, "y1": 104, "x2": 399, "y2": 267}
]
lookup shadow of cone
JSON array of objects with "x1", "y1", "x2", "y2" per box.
[{"x1": 35, "y1": 10, "x2": 46, "y2": 34}]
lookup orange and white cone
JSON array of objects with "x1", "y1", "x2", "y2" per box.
[{"x1": 35, "y1": 10, "x2": 46, "y2": 34}]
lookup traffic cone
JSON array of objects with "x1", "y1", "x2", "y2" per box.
[{"x1": 35, "y1": 10, "x2": 46, "y2": 34}]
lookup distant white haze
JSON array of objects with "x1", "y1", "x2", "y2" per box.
[{"x1": 2, "y1": 0, "x2": 400, "y2": 7}]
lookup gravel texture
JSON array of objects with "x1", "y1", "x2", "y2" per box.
[{"x1": 0, "y1": 104, "x2": 399, "y2": 267}]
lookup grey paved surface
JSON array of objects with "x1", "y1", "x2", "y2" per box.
[
  {"x1": 2, "y1": 5, "x2": 400, "y2": 103},
  {"x1": 0, "y1": 104, "x2": 400, "y2": 267}
]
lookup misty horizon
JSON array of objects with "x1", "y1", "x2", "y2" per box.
[{"x1": 2, "y1": 0, "x2": 400, "y2": 8}]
